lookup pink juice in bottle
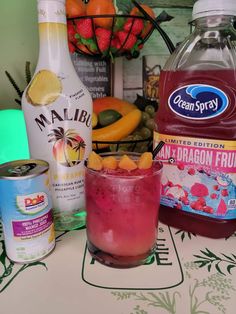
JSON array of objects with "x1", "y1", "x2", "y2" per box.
[
  {"x1": 85, "y1": 153, "x2": 162, "y2": 268},
  {"x1": 154, "y1": 0, "x2": 236, "y2": 238}
]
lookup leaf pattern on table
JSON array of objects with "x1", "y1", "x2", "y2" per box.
[
  {"x1": 0, "y1": 258, "x2": 47, "y2": 293},
  {"x1": 0, "y1": 240, "x2": 14, "y2": 285},
  {"x1": 112, "y1": 291, "x2": 180, "y2": 314},
  {"x1": 225, "y1": 232, "x2": 236, "y2": 240},
  {"x1": 131, "y1": 305, "x2": 148, "y2": 314},
  {"x1": 185, "y1": 262, "x2": 236, "y2": 314},
  {"x1": 193, "y1": 248, "x2": 236, "y2": 275},
  {"x1": 175, "y1": 230, "x2": 197, "y2": 242}
]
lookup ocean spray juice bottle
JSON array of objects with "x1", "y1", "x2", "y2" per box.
[
  {"x1": 22, "y1": 0, "x2": 92, "y2": 231},
  {"x1": 154, "y1": 0, "x2": 236, "y2": 238}
]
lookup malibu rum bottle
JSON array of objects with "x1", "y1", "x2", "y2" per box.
[{"x1": 22, "y1": 0, "x2": 92, "y2": 231}]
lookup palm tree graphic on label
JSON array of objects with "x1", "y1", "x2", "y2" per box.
[{"x1": 48, "y1": 127, "x2": 86, "y2": 167}]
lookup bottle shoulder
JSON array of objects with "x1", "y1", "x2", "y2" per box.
[{"x1": 164, "y1": 28, "x2": 236, "y2": 71}]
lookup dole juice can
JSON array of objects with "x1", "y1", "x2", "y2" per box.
[{"x1": 0, "y1": 159, "x2": 55, "y2": 263}]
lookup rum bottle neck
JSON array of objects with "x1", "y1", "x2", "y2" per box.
[{"x1": 37, "y1": 0, "x2": 71, "y2": 70}]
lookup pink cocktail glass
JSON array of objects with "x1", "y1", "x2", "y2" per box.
[{"x1": 85, "y1": 152, "x2": 162, "y2": 268}]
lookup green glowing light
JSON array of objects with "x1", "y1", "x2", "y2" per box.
[{"x1": 0, "y1": 109, "x2": 29, "y2": 164}]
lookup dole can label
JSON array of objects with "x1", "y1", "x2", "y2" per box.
[{"x1": 0, "y1": 160, "x2": 55, "y2": 263}]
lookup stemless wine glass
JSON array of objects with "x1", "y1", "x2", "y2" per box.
[{"x1": 84, "y1": 152, "x2": 163, "y2": 268}]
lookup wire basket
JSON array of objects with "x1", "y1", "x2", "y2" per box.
[
  {"x1": 92, "y1": 138, "x2": 153, "y2": 153},
  {"x1": 67, "y1": 14, "x2": 155, "y2": 59}
]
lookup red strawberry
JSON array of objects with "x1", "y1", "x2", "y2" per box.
[
  {"x1": 67, "y1": 22, "x2": 77, "y2": 43},
  {"x1": 95, "y1": 28, "x2": 111, "y2": 52},
  {"x1": 123, "y1": 18, "x2": 144, "y2": 35},
  {"x1": 116, "y1": 31, "x2": 137, "y2": 50},
  {"x1": 74, "y1": 18, "x2": 93, "y2": 39},
  {"x1": 111, "y1": 37, "x2": 121, "y2": 50},
  {"x1": 68, "y1": 42, "x2": 76, "y2": 53}
]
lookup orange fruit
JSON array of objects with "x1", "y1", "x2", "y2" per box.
[
  {"x1": 86, "y1": 0, "x2": 116, "y2": 29},
  {"x1": 66, "y1": 0, "x2": 86, "y2": 18},
  {"x1": 130, "y1": 4, "x2": 155, "y2": 19},
  {"x1": 130, "y1": 4, "x2": 155, "y2": 38}
]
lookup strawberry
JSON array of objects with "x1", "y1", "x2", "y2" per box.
[
  {"x1": 111, "y1": 37, "x2": 121, "y2": 50},
  {"x1": 95, "y1": 28, "x2": 111, "y2": 52},
  {"x1": 123, "y1": 18, "x2": 144, "y2": 35},
  {"x1": 68, "y1": 42, "x2": 76, "y2": 53},
  {"x1": 74, "y1": 18, "x2": 93, "y2": 39},
  {"x1": 116, "y1": 31, "x2": 137, "y2": 50},
  {"x1": 67, "y1": 22, "x2": 77, "y2": 43}
]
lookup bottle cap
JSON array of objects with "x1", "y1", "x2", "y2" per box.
[{"x1": 192, "y1": 0, "x2": 236, "y2": 20}]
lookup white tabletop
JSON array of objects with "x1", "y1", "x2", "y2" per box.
[{"x1": 1, "y1": 223, "x2": 236, "y2": 314}]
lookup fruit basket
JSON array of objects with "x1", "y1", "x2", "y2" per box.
[
  {"x1": 91, "y1": 96, "x2": 157, "y2": 154},
  {"x1": 67, "y1": 0, "x2": 175, "y2": 59},
  {"x1": 67, "y1": 14, "x2": 155, "y2": 59}
]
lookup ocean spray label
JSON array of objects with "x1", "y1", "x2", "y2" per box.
[
  {"x1": 154, "y1": 132, "x2": 236, "y2": 220},
  {"x1": 168, "y1": 84, "x2": 229, "y2": 119}
]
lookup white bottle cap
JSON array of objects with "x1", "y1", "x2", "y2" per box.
[{"x1": 192, "y1": 0, "x2": 236, "y2": 20}]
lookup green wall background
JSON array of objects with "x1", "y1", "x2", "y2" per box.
[
  {"x1": 0, "y1": 0, "x2": 38, "y2": 109},
  {"x1": 0, "y1": 0, "x2": 193, "y2": 110}
]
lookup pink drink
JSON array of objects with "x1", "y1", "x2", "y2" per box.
[{"x1": 85, "y1": 154, "x2": 162, "y2": 268}]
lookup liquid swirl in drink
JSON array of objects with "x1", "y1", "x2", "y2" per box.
[{"x1": 85, "y1": 152, "x2": 162, "y2": 268}]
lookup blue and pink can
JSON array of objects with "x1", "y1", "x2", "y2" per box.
[{"x1": 0, "y1": 159, "x2": 55, "y2": 263}]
